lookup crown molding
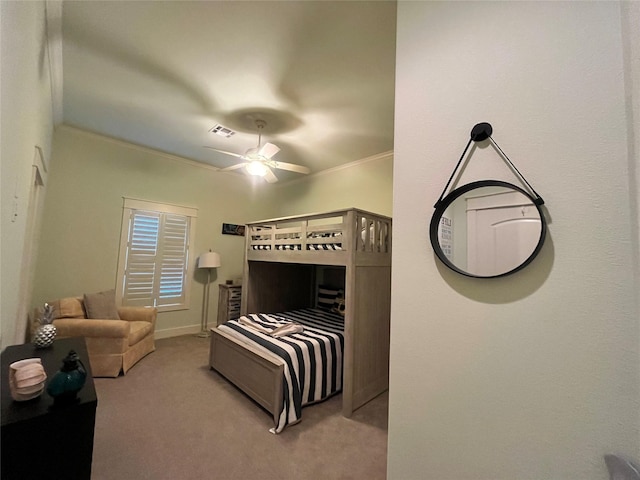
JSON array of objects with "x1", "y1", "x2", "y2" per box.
[
  {"x1": 275, "y1": 150, "x2": 394, "y2": 187},
  {"x1": 58, "y1": 124, "x2": 222, "y2": 172}
]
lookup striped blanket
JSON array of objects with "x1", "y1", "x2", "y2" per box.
[
  {"x1": 218, "y1": 308, "x2": 344, "y2": 433},
  {"x1": 251, "y1": 243, "x2": 342, "y2": 251}
]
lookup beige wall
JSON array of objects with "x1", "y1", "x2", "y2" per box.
[
  {"x1": 32, "y1": 126, "x2": 273, "y2": 336},
  {"x1": 389, "y1": 2, "x2": 639, "y2": 479},
  {"x1": 1, "y1": 0, "x2": 55, "y2": 348},
  {"x1": 266, "y1": 152, "x2": 393, "y2": 218}
]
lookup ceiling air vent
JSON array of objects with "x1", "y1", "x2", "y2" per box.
[{"x1": 209, "y1": 124, "x2": 236, "y2": 138}]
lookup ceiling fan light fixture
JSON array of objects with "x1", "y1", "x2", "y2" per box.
[
  {"x1": 246, "y1": 160, "x2": 269, "y2": 177},
  {"x1": 206, "y1": 118, "x2": 309, "y2": 182}
]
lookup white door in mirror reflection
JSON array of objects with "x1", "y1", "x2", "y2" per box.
[{"x1": 467, "y1": 191, "x2": 542, "y2": 277}]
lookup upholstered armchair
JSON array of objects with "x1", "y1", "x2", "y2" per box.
[{"x1": 39, "y1": 295, "x2": 157, "y2": 377}]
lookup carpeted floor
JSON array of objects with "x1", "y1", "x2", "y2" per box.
[{"x1": 91, "y1": 334, "x2": 388, "y2": 480}]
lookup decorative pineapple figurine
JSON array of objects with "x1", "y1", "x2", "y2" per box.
[{"x1": 33, "y1": 302, "x2": 57, "y2": 348}]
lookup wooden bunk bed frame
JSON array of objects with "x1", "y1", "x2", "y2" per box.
[{"x1": 209, "y1": 208, "x2": 392, "y2": 423}]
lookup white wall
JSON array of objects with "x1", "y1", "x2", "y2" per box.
[
  {"x1": 389, "y1": 2, "x2": 639, "y2": 479},
  {"x1": 0, "y1": 0, "x2": 55, "y2": 348}
]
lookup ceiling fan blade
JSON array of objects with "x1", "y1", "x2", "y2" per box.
[
  {"x1": 263, "y1": 167, "x2": 279, "y2": 183},
  {"x1": 259, "y1": 142, "x2": 281, "y2": 159},
  {"x1": 219, "y1": 163, "x2": 247, "y2": 172},
  {"x1": 203, "y1": 146, "x2": 244, "y2": 158},
  {"x1": 271, "y1": 161, "x2": 311, "y2": 175}
]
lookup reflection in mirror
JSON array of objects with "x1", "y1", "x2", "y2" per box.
[{"x1": 430, "y1": 181, "x2": 546, "y2": 278}]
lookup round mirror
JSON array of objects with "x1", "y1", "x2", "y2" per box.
[{"x1": 430, "y1": 180, "x2": 546, "y2": 278}]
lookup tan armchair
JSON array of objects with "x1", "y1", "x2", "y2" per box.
[{"x1": 43, "y1": 297, "x2": 157, "y2": 377}]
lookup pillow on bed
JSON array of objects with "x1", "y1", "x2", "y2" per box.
[{"x1": 317, "y1": 285, "x2": 341, "y2": 310}]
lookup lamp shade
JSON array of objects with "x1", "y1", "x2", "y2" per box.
[{"x1": 198, "y1": 251, "x2": 221, "y2": 269}]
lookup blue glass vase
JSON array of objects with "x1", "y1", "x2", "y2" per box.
[{"x1": 46, "y1": 350, "x2": 87, "y2": 403}]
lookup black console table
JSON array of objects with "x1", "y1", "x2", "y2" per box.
[{"x1": 1, "y1": 337, "x2": 97, "y2": 480}]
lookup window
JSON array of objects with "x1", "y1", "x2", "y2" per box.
[{"x1": 116, "y1": 198, "x2": 197, "y2": 312}]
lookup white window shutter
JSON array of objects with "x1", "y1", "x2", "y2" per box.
[
  {"x1": 156, "y1": 214, "x2": 190, "y2": 307},
  {"x1": 122, "y1": 211, "x2": 160, "y2": 307},
  {"x1": 116, "y1": 199, "x2": 197, "y2": 312}
]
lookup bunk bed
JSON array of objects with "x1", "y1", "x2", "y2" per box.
[{"x1": 209, "y1": 208, "x2": 392, "y2": 432}]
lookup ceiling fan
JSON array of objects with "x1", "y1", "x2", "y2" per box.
[{"x1": 206, "y1": 119, "x2": 310, "y2": 183}]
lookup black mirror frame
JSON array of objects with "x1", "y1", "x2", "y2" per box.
[{"x1": 429, "y1": 179, "x2": 547, "y2": 278}]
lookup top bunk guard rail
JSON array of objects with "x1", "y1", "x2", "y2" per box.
[{"x1": 245, "y1": 208, "x2": 392, "y2": 266}]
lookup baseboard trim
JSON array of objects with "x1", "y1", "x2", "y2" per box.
[{"x1": 154, "y1": 324, "x2": 202, "y2": 339}]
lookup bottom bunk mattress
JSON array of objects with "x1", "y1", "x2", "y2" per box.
[{"x1": 215, "y1": 308, "x2": 344, "y2": 433}]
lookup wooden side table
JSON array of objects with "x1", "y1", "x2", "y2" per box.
[
  {"x1": 217, "y1": 284, "x2": 242, "y2": 325},
  {"x1": 1, "y1": 337, "x2": 97, "y2": 480}
]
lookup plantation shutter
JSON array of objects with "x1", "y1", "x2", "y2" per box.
[
  {"x1": 122, "y1": 211, "x2": 161, "y2": 306},
  {"x1": 157, "y1": 214, "x2": 189, "y2": 307},
  {"x1": 117, "y1": 199, "x2": 197, "y2": 311}
]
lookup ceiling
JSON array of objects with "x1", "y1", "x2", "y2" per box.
[{"x1": 59, "y1": 1, "x2": 397, "y2": 183}]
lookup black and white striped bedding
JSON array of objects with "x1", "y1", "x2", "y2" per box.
[
  {"x1": 308, "y1": 243, "x2": 342, "y2": 250},
  {"x1": 252, "y1": 244, "x2": 302, "y2": 250},
  {"x1": 218, "y1": 308, "x2": 344, "y2": 433},
  {"x1": 251, "y1": 244, "x2": 342, "y2": 251},
  {"x1": 250, "y1": 232, "x2": 343, "y2": 251}
]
